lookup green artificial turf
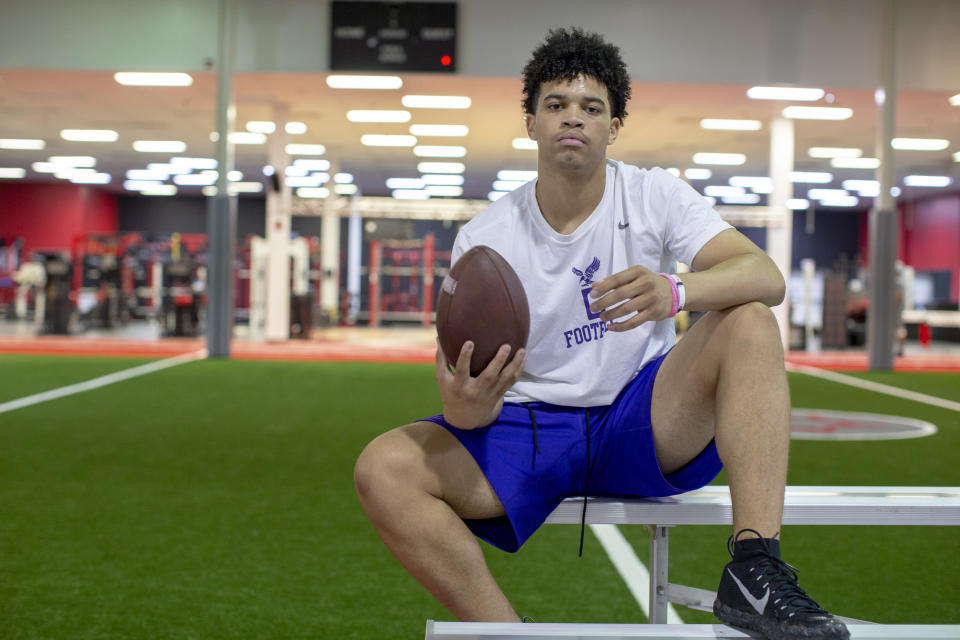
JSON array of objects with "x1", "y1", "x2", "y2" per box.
[
  {"x1": 0, "y1": 357, "x2": 957, "y2": 638},
  {"x1": 0, "y1": 355, "x2": 157, "y2": 403}
]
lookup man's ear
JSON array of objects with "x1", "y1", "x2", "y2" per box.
[
  {"x1": 608, "y1": 117, "x2": 622, "y2": 145},
  {"x1": 524, "y1": 112, "x2": 537, "y2": 139}
]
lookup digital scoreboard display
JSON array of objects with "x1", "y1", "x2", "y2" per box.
[{"x1": 330, "y1": 2, "x2": 458, "y2": 73}]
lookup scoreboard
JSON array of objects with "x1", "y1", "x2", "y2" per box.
[{"x1": 330, "y1": 2, "x2": 458, "y2": 73}]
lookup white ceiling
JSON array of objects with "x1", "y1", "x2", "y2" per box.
[{"x1": 1, "y1": 68, "x2": 959, "y2": 204}]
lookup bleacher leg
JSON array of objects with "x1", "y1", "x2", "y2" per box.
[{"x1": 646, "y1": 524, "x2": 670, "y2": 623}]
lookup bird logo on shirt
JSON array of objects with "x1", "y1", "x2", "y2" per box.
[{"x1": 571, "y1": 257, "x2": 601, "y2": 287}]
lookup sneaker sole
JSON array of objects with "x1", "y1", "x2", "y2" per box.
[{"x1": 713, "y1": 599, "x2": 851, "y2": 640}]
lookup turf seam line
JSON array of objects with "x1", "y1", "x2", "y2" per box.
[
  {"x1": 786, "y1": 363, "x2": 960, "y2": 413},
  {"x1": 589, "y1": 524, "x2": 684, "y2": 623},
  {"x1": 0, "y1": 349, "x2": 207, "y2": 415}
]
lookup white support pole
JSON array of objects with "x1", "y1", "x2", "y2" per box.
[
  {"x1": 767, "y1": 116, "x2": 795, "y2": 351},
  {"x1": 265, "y1": 104, "x2": 291, "y2": 341},
  {"x1": 320, "y1": 162, "x2": 341, "y2": 324},
  {"x1": 346, "y1": 195, "x2": 362, "y2": 324}
]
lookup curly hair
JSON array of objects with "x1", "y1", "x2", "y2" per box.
[{"x1": 521, "y1": 27, "x2": 631, "y2": 123}]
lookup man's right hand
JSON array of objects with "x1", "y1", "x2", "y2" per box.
[{"x1": 435, "y1": 340, "x2": 526, "y2": 430}]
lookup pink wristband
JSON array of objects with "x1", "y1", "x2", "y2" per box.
[{"x1": 659, "y1": 273, "x2": 679, "y2": 318}]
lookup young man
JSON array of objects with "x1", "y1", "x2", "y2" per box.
[{"x1": 355, "y1": 27, "x2": 849, "y2": 640}]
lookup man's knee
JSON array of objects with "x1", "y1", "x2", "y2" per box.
[
  {"x1": 354, "y1": 428, "x2": 420, "y2": 505},
  {"x1": 720, "y1": 301, "x2": 781, "y2": 352}
]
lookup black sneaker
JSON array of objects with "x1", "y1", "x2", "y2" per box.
[{"x1": 713, "y1": 529, "x2": 850, "y2": 640}]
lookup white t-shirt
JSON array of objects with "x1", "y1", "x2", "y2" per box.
[{"x1": 451, "y1": 159, "x2": 732, "y2": 407}]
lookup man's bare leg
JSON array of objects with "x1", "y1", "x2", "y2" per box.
[
  {"x1": 354, "y1": 421, "x2": 519, "y2": 621},
  {"x1": 649, "y1": 301, "x2": 789, "y2": 538}
]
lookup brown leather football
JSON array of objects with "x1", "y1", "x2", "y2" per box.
[{"x1": 436, "y1": 245, "x2": 530, "y2": 377}]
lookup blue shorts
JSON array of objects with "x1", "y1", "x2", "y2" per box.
[{"x1": 422, "y1": 351, "x2": 722, "y2": 552}]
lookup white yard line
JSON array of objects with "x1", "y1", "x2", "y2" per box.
[
  {"x1": 0, "y1": 349, "x2": 207, "y2": 415},
  {"x1": 590, "y1": 524, "x2": 684, "y2": 623},
  {"x1": 786, "y1": 363, "x2": 960, "y2": 413}
]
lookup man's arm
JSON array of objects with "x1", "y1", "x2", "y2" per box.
[{"x1": 589, "y1": 229, "x2": 785, "y2": 331}]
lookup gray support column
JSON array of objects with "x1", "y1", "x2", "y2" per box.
[
  {"x1": 346, "y1": 196, "x2": 362, "y2": 324},
  {"x1": 766, "y1": 117, "x2": 795, "y2": 351},
  {"x1": 321, "y1": 162, "x2": 341, "y2": 324},
  {"x1": 647, "y1": 525, "x2": 670, "y2": 624},
  {"x1": 867, "y1": 0, "x2": 899, "y2": 371},
  {"x1": 205, "y1": 0, "x2": 237, "y2": 358},
  {"x1": 265, "y1": 104, "x2": 291, "y2": 341}
]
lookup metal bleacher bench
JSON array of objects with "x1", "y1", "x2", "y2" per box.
[{"x1": 426, "y1": 485, "x2": 960, "y2": 640}]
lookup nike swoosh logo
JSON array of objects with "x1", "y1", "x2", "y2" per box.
[
  {"x1": 618, "y1": 221, "x2": 629, "y2": 229},
  {"x1": 727, "y1": 568, "x2": 770, "y2": 614}
]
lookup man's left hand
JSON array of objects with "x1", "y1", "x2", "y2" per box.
[{"x1": 589, "y1": 265, "x2": 673, "y2": 331}]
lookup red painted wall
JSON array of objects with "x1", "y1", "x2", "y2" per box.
[{"x1": 0, "y1": 182, "x2": 117, "y2": 261}]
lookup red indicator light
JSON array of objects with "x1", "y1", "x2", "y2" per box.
[{"x1": 440, "y1": 55, "x2": 452, "y2": 67}]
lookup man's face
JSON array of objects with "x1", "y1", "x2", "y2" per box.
[{"x1": 524, "y1": 74, "x2": 621, "y2": 173}]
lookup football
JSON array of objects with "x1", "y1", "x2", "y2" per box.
[{"x1": 436, "y1": 245, "x2": 530, "y2": 377}]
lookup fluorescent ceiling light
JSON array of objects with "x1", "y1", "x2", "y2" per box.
[
  {"x1": 831, "y1": 157, "x2": 880, "y2": 169},
  {"x1": 891, "y1": 138, "x2": 949, "y2": 151},
  {"x1": 246, "y1": 121, "x2": 276, "y2": 134},
  {"x1": 326, "y1": 75, "x2": 402, "y2": 90},
  {"x1": 202, "y1": 186, "x2": 218, "y2": 197},
  {"x1": 48, "y1": 156, "x2": 96, "y2": 167},
  {"x1": 904, "y1": 175, "x2": 953, "y2": 187},
  {"x1": 402, "y1": 95, "x2": 471, "y2": 109},
  {"x1": 666, "y1": 168, "x2": 681, "y2": 177},
  {"x1": 334, "y1": 184, "x2": 358, "y2": 195},
  {"x1": 31, "y1": 162, "x2": 58, "y2": 173},
  {"x1": 133, "y1": 140, "x2": 187, "y2": 152},
  {"x1": 285, "y1": 166, "x2": 308, "y2": 177},
  {"x1": 386, "y1": 177, "x2": 425, "y2": 190},
  {"x1": 790, "y1": 171, "x2": 833, "y2": 183},
  {"x1": 729, "y1": 176, "x2": 773, "y2": 193},
  {"x1": 809, "y1": 147, "x2": 862, "y2": 159},
  {"x1": 413, "y1": 145, "x2": 466, "y2": 158},
  {"x1": 492, "y1": 180, "x2": 527, "y2": 192},
  {"x1": 421, "y1": 174, "x2": 464, "y2": 186},
  {"x1": 705, "y1": 185, "x2": 746, "y2": 197},
  {"x1": 123, "y1": 180, "x2": 163, "y2": 190},
  {"x1": 819, "y1": 195, "x2": 859, "y2": 207},
  {"x1": 229, "y1": 182, "x2": 263, "y2": 194},
  {"x1": 347, "y1": 110, "x2": 411, "y2": 123},
  {"x1": 285, "y1": 122, "x2": 307, "y2": 134},
  {"x1": 1, "y1": 138, "x2": 46, "y2": 150},
  {"x1": 487, "y1": 191, "x2": 508, "y2": 202},
  {"x1": 425, "y1": 185, "x2": 463, "y2": 197},
  {"x1": 297, "y1": 187, "x2": 330, "y2": 198},
  {"x1": 60, "y1": 129, "x2": 118, "y2": 142},
  {"x1": 693, "y1": 152, "x2": 745, "y2": 166},
  {"x1": 783, "y1": 106, "x2": 852, "y2": 120},
  {"x1": 171, "y1": 157, "x2": 217, "y2": 170},
  {"x1": 0, "y1": 168, "x2": 26, "y2": 178},
  {"x1": 126, "y1": 169, "x2": 168, "y2": 181},
  {"x1": 512, "y1": 138, "x2": 538, "y2": 150},
  {"x1": 842, "y1": 180, "x2": 880, "y2": 196},
  {"x1": 285, "y1": 176, "x2": 325, "y2": 188},
  {"x1": 497, "y1": 170, "x2": 537, "y2": 182},
  {"x1": 949, "y1": 93, "x2": 960, "y2": 107},
  {"x1": 293, "y1": 158, "x2": 331, "y2": 171},
  {"x1": 684, "y1": 168, "x2": 712, "y2": 180},
  {"x1": 54, "y1": 167, "x2": 95, "y2": 180},
  {"x1": 954, "y1": 151, "x2": 960, "y2": 163},
  {"x1": 286, "y1": 144, "x2": 326, "y2": 155},
  {"x1": 361, "y1": 134, "x2": 417, "y2": 147},
  {"x1": 70, "y1": 172, "x2": 111, "y2": 184},
  {"x1": 174, "y1": 173, "x2": 218, "y2": 186},
  {"x1": 310, "y1": 172, "x2": 330, "y2": 184},
  {"x1": 747, "y1": 86, "x2": 825, "y2": 101},
  {"x1": 418, "y1": 162, "x2": 464, "y2": 174},
  {"x1": 409, "y1": 124, "x2": 469, "y2": 137},
  {"x1": 114, "y1": 72, "x2": 193, "y2": 86},
  {"x1": 228, "y1": 132, "x2": 267, "y2": 145},
  {"x1": 141, "y1": 185, "x2": 178, "y2": 196},
  {"x1": 228, "y1": 170, "x2": 243, "y2": 182},
  {"x1": 334, "y1": 172, "x2": 354, "y2": 184},
  {"x1": 721, "y1": 193, "x2": 761, "y2": 205},
  {"x1": 392, "y1": 189, "x2": 430, "y2": 200},
  {"x1": 808, "y1": 188, "x2": 850, "y2": 200},
  {"x1": 700, "y1": 119, "x2": 762, "y2": 131},
  {"x1": 787, "y1": 198, "x2": 810, "y2": 210}
]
